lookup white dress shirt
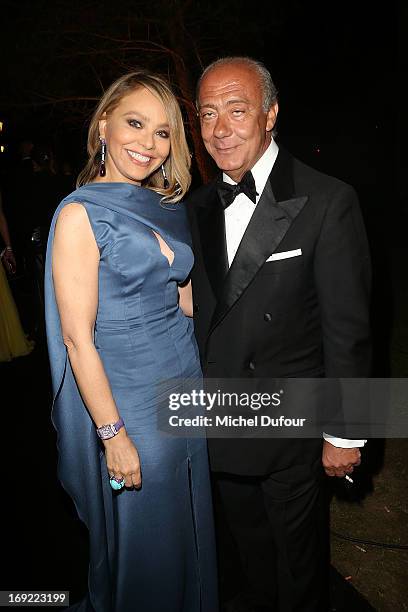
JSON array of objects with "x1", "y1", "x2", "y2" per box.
[
  {"x1": 223, "y1": 139, "x2": 279, "y2": 265},
  {"x1": 222, "y1": 139, "x2": 366, "y2": 449}
]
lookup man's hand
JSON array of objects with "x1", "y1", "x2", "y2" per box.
[{"x1": 322, "y1": 440, "x2": 361, "y2": 477}]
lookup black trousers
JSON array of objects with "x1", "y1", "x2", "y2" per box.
[{"x1": 213, "y1": 459, "x2": 329, "y2": 611}]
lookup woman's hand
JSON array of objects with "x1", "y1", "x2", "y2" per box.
[
  {"x1": 1, "y1": 248, "x2": 16, "y2": 274},
  {"x1": 103, "y1": 429, "x2": 142, "y2": 488}
]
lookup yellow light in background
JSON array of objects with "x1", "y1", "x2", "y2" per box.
[
  {"x1": 0, "y1": 146, "x2": 5, "y2": 153},
  {"x1": 0, "y1": 122, "x2": 3, "y2": 132}
]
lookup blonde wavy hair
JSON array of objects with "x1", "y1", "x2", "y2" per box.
[{"x1": 77, "y1": 70, "x2": 191, "y2": 202}]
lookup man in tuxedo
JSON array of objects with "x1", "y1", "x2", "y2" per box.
[{"x1": 187, "y1": 57, "x2": 371, "y2": 611}]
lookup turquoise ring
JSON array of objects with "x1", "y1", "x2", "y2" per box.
[{"x1": 110, "y1": 476, "x2": 125, "y2": 490}]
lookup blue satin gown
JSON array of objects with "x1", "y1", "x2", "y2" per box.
[{"x1": 45, "y1": 183, "x2": 218, "y2": 612}]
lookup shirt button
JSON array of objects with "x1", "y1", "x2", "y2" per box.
[{"x1": 264, "y1": 313, "x2": 272, "y2": 322}]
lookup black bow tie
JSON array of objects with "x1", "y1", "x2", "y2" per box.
[{"x1": 217, "y1": 170, "x2": 258, "y2": 209}]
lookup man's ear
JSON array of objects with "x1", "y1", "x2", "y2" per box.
[
  {"x1": 266, "y1": 102, "x2": 279, "y2": 132},
  {"x1": 98, "y1": 115, "x2": 107, "y2": 139}
]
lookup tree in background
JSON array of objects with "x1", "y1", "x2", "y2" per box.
[{"x1": 0, "y1": 0, "x2": 290, "y2": 182}]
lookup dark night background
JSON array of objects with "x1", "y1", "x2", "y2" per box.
[{"x1": 0, "y1": 0, "x2": 406, "y2": 610}]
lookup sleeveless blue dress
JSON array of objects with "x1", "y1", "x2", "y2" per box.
[{"x1": 44, "y1": 183, "x2": 218, "y2": 612}]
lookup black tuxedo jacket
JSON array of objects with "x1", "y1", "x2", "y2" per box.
[{"x1": 187, "y1": 148, "x2": 372, "y2": 476}]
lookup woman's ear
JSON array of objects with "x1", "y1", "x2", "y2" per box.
[{"x1": 98, "y1": 115, "x2": 107, "y2": 140}]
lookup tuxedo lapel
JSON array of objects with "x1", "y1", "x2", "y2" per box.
[
  {"x1": 196, "y1": 187, "x2": 229, "y2": 300},
  {"x1": 210, "y1": 149, "x2": 308, "y2": 333}
]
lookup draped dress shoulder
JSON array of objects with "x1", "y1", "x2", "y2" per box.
[{"x1": 45, "y1": 182, "x2": 217, "y2": 612}]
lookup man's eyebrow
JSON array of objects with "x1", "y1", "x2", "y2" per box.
[
  {"x1": 226, "y1": 97, "x2": 249, "y2": 105},
  {"x1": 199, "y1": 97, "x2": 249, "y2": 109},
  {"x1": 198, "y1": 103, "x2": 217, "y2": 110}
]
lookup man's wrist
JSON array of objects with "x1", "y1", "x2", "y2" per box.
[{"x1": 323, "y1": 432, "x2": 367, "y2": 448}]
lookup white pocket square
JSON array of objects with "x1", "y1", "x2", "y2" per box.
[{"x1": 266, "y1": 248, "x2": 302, "y2": 262}]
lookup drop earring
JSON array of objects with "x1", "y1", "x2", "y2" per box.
[
  {"x1": 161, "y1": 164, "x2": 169, "y2": 189},
  {"x1": 99, "y1": 137, "x2": 106, "y2": 177}
]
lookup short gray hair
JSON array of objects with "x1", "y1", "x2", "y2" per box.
[{"x1": 196, "y1": 56, "x2": 278, "y2": 112}]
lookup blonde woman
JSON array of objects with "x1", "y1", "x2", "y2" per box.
[{"x1": 45, "y1": 71, "x2": 217, "y2": 611}]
